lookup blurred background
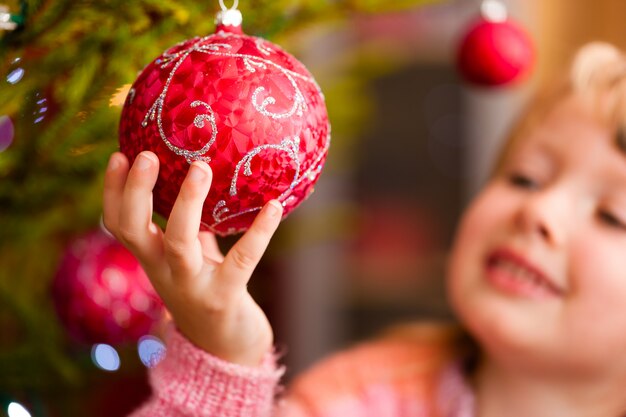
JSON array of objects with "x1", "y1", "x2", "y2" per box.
[{"x1": 1, "y1": 0, "x2": 626, "y2": 415}]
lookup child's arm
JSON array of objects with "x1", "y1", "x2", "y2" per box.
[
  {"x1": 103, "y1": 150, "x2": 282, "y2": 367},
  {"x1": 127, "y1": 327, "x2": 285, "y2": 417},
  {"x1": 104, "y1": 151, "x2": 436, "y2": 417},
  {"x1": 103, "y1": 150, "x2": 294, "y2": 417}
]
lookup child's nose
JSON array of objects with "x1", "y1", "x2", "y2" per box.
[{"x1": 515, "y1": 187, "x2": 569, "y2": 246}]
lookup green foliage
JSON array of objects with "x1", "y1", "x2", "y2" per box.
[{"x1": 0, "y1": 0, "x2": 438, "y2": 408}]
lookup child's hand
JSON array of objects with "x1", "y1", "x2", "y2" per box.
[{"x1": 102, "y1": 151, "x2": 283, "y2": 367}]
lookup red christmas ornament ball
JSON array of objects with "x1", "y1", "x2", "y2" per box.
[
  {"x1": 119, "y1": 17, "x2": 330, "y2": 236},
  {"x1": 52, "y1": 230, "x2": 163, "y2": 345},
  {"x1": 456, "y1": 18, "x2": 534, "y2": 86}
]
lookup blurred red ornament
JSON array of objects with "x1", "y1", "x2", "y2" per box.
[
  {"x1": 456, "y1": 1, "x2": 534, "y2": 86},
  {"x1": 119, "y1": 5, "x2": 330, "y2": 236},
  {"x1": 52, "y1": 230, "x2": 163, "y2": 345}
]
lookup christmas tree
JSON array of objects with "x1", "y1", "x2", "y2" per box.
[{"x1": 0, "y1": 0, "x2": 436, "y2": 415}]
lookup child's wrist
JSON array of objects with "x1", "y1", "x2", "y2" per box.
[{"x1": 174, "y1": 325, "x2": 269, "y2": 368}]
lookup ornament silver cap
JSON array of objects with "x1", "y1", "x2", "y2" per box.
[
  {"x1": 481, "y1": 0, "x2": 507, "y2": 23},
  {"x1": 215, "y1": 0, "x2": 242, "y2": 29}
]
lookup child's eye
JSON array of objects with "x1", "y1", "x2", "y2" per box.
[
  {"x1": 598, "y1": 210, "x2": 626, "y2": 230},
  {"x1": 508, "y1": 173, "x2": 537, "y2": 190}
]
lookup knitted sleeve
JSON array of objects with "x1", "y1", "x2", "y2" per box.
[
  {"x1": 128, "y1": 328, "x2": 285, "y2": 417},
  {"x1": 127, "y1": 323, "x2": 467, "y2": 417}
]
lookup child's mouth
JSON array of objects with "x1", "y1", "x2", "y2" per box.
[{"x1": 485, "y1": 248, "x2": 564, "y2": 299}]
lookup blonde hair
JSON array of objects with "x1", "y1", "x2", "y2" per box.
[{"x1": 493, "y1": 42, "x2": 626, "y2": 175}]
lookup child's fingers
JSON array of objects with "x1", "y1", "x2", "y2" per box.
[
  {"x1": 164, "y1": 161, "x2": 213, "y2": 275},
  {"x1": 219, "y1": 200, "x2": 283, "y2": 290},
  {"x1": 199, "y1": 231, "x2": 225, "y2": 263},
  {"x1": 102, "y1": 152, "x2": 129, "y2": 235},
  {"x1": 118, "y1": 151, "x2": 161, "y2": 257}
]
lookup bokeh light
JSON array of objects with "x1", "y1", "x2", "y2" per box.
[
  {"x1": 33, "y1": 96, "x2": 47, "y2": 124},
  {"x1": 137, "y1": 335, "x2": 166, "y2": 368},
  {"x1": 91, "y1": 343, "x2": 121, "y2": 372},
  {"x1": 0, "y1": 115, "x2": 14, "y2": 152},
  {"x1": 6, "y1": 67, "x2": 24, "y2": 84},
  {"x1": 7, "y1": 402, "x2": 32, "y2": 417}
]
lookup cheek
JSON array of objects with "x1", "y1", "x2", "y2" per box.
[
  {"x1": 569, "y1": 235, "x2": 626, "y2": 321},
  {"x1": 564, "y1": 233, "x2": 626, "y2": 357},
  {"x1": 447, "y1": 185, "x2": 532, "y2": 340},
  {"x1": 449, "y1": 186, "x2": 513, "y2": 278},
  {"x1": 447, "y1": 188, "x2": 510, "y2": 308}
]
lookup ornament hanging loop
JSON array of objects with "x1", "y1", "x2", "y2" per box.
[
  {"x1": 215, "y1": 0, "x2": 243, "y2": 32},
  {"x1": 219, "y1": 0, "x2": 239, "y2": 11},
  {"x1": 480, "y1": 0, "x2": 507, "y2": 23}
]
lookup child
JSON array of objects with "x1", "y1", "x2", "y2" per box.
[{"x1": 103, "y1": 42, "x2": 626, "y2": 417}]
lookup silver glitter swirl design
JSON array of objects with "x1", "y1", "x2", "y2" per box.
[
  {"x1": 229, "y1": 135, "x2": 300, "y2": 197},
  {"x1": 142, "y1": 36, "x2": 316, "y2": 161},
  {"x1": 139, "y1": 34, "x2": 328, "y2": 234},
  {"x1": 142, "y1": 41, "x2": 232, "y2": 162},
  {"x1": 251, "y1": 83, "x2": 306, "y2": 119},
  {"x1": 243, "y1": 57, "x2": 267, "y2": 73},
  {"x1": 201, "y1": 47, "x2": 309, "y2": 120},
  {"x1": 204, "y1": 129, "x2": 331, "y2": 233},
  {"x1": 213, "y1": 200, "x2": 229, "y2": 222},
  {"x1": 255, "y1": 38, "x2": 273, "y2": 56}
]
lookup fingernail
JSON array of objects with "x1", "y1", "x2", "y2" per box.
[
  {"x1": 188, "y1": 163, "x2": 207, "y2": 182},
  {"x1": 107, "y1": 154, "x2": 120, "y2": 171},
  {"x1": 136, "y1": 153, "x2": 154, "y2": 171},
  {"x1": 266, "y1": 200, "x2": 283, "y2": 218}
]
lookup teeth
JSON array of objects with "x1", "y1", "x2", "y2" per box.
[{"x1": 494, "y1": 258, "x2": 547, "y2": 289}]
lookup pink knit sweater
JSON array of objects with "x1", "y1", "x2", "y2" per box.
[{"x1": 129, "y1": 325, "x2": 475, "y2": 417}]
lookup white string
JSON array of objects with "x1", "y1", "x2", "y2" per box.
[{"x1": 219, "y1": 0, "x2": 239, "y2": 11}]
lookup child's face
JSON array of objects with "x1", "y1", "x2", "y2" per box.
[{"x1": 448, "y1": 93, "x2": 626, "y2": 375}]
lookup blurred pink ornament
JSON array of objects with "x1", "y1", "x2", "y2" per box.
[
  {"x1": 119, "y1": 4, "x2": 330, "y2": 236},
  {"x1": 0, "y1": 115, "x2": 14, "y2": 152},
  {"x1": 52, "y1": 230, "x2": 163, "y2": 345}
]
